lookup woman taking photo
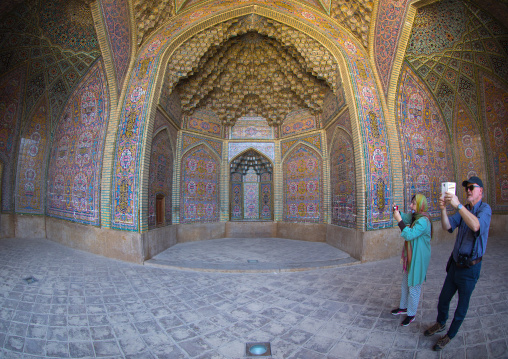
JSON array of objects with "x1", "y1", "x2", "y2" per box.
[{"x1": 391, "y1": 194, "x2": 432, "y2": 326}]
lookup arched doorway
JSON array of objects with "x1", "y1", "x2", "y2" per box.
[{"x1": 230, "y1": 150, "x2": 273, "y2": 221}]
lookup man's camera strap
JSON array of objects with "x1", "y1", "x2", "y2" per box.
[{"x1": 458, "y1": 203, "x2": 478, "y2": 259}]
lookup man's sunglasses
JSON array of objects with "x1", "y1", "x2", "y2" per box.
[{"x1": 465, "y1": 185, "x2": 480, "y2": 192}]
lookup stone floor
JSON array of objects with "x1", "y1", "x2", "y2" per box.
[
  {"x1": 0, "y1": 235, "x2": 507, "y2": 358},
  {"x1": 145, "y1": 237, "x2": 358, "y2": 272}
]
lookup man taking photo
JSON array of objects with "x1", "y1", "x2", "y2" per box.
[{"x1": 424, "y1": 176, "x2": 492, "y2": 351}]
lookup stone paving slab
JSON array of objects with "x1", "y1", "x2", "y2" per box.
[
  {"x1": 0, "y1": 236, "x2": 507, "y2": 358},
  {"x1": 144, "y1": 238, "x2": 359, "y2": 273},
  {"x1": 148, "y1": 238, "x2": 351, "y2": 263},
  {"x1": 145, "y1": 256, "x2": 360, "y2": 273}
]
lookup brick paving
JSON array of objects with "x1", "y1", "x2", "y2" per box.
[{"x1": 0, "y1": 236, "x2": 507, "y2": 358}]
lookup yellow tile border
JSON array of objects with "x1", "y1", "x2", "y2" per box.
[{"x1": 94, "y1": 0, "x2": 139, "y2": 229}]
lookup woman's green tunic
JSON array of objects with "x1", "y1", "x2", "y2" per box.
[{"x1": 401, "y1": 213, "x2": 432, "y2": 287}]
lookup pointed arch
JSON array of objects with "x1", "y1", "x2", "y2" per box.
[
  {"x1": 15, "y1": 94, "x2": 49, "y2": 214},
  {"x1": 329, "y1": 128, "x2": 357, "y2": 228},
  {"x1": 47, "y1": 60, "x2": 109, "y2": 225},
  {"x1": 229, "y1": 148, "x2": 274, "y2": 221},
  {"x1": 283, "y1": 143, "x2": 323, "y2": 223},
  {"x1": 111, "y1": 0, "x2": 394, "y2": 231},
  {"x1": 92, "y1": 0, "x2": 135, "y2": 103},
  {"x1": 147, "y1": 128, "x2": 174, "y2": 229},
  {"x1": 453, "y1": 97, "x2": 487, "y2": 206},
  {"x1": 0, "y1": 65, "x2": 26, "y2": 212},
  {"x1": 479, "y1": 72, "x2": 508, "y2": 210},
  {"x1": 396, "y1": 63, "x2": 455, "y2": 216},
  {"x1": 230, "y1": 147, "x2": 275, "y2": 169},
  {"x1": 180, "y1": 143, "x2": 221, "y2": 224}
]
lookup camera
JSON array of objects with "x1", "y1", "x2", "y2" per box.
[
  {"x1": 457, "y1": 254, "x2": 471, "y2": 268},
  {"x1": 392, "y1": 205, "x2": 398, "y2": 211}
]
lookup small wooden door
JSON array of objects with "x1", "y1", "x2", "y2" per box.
[{"x1": 156, "y1": 194, "x2": 164, "y2": 226}]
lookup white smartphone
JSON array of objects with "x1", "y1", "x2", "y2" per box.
[{"x1": 441, "y1": 182, "x2": 456, "y2": 196}]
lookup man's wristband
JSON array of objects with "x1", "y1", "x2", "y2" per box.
[{"x1": 457, "y1": 203, "x2": 463, "y2": 211}]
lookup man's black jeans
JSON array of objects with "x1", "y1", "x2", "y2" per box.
[{"x1": 436, "y1": 259, "x2": 481, "y2": 338}]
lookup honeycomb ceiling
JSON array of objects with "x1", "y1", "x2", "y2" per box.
[
  {"x1": 133, "y1": 0, "x2": 375, "y2": 48},
  {"x1": 163, "y1": 15, "x2": 340, "y2": 126},
  {"x1": 133, "y1": 0, "x2": 175, "y2": 46},
  {"x1": 330, "y1": 0, "x2": 373, "y2": 47},
  {"x1": 230, "y1": 149, "x2": 273, "y2": 175}
]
